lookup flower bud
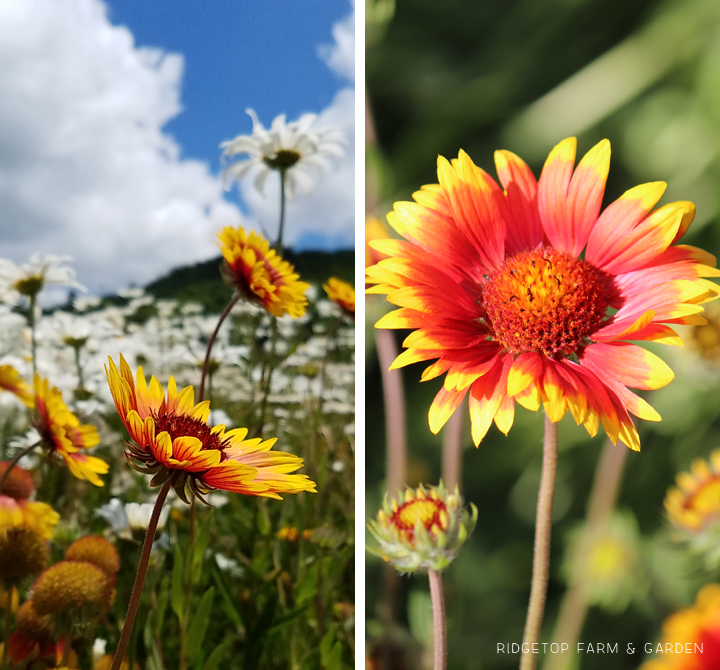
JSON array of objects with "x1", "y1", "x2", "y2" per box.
[{"x1": 367, "y1": 481, "x2": 477, "y2": 573}]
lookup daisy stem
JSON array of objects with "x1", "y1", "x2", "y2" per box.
[
  {"x1": 275, "y1": 168, "x2": 287, "y2": 253},
  {"x1": 28, "y1": 293, "x2": 37, "y2": 378},
  {"x1": 520, "y1": 414, "x2": 558, "y2": 670},
  {"x1": 318, "y1": 316, "x2": 343, "y2": 412},
  {"x1": 110, "y1": 479, "x2": 172, "y2": 670},
  {"x1": 0, "y1": 441, "x2": 40, "y2": 494},
  {"x1": 374, "y1": 328, "x2": 407, "y2": 497},
  {"x1": 198, "y1": 293, "x2": 240, "y2": 402},
  {"x1": 428, "y1": 569, "x2": 447, "y2": 670}
]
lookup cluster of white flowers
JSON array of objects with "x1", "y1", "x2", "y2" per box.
[{"x1": 0, "y1": 255, "x2": 355, "y2": 461}]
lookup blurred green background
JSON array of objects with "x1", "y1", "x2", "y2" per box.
[{"x1": 365, "y1": 0, "x2": 720, "y2": 668}]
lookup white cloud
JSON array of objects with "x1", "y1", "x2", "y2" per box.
[
  {"x1": 239, "y1": 3, "x2": 355, "y2": 252},
  {"x1": 0, "y1": 0, "x2": 354, "y2": 297},
  {"x1": 0, "y1": 0, "x2": 244, "y2": 296},
  {"x1": 319, "y1": 0, "x2": 355, "y2": 83}
]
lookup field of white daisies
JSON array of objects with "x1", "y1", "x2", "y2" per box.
[{"x1": 0, "y1": 110, "x2": 354, "y2": 670}]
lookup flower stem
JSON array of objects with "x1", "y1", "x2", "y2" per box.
[
  {"x1": 0, "y1": 442, "x2": 40, "y2": 494},
  {"x1": 374, "y1": 329, "x2": 406, "y2": 497},
  {"x1": 198, "y1": 293, "x2": 240, "y2": 402},
  {"x1": 28, "y1": 294, "x2": 37, "y2": 378},
  {"x1": 179, "y1": 497, "x2": 196, "y2": 670},
  {"x1": 110, "y1": 479, "x2": 172, "y2": 670},
  {"x1": 318, "y1": 316, "x2": 343, "y2": 412},
  {"x1": 520, "y1": 414, "x2": 559, "y2": 670},
  {"x1": 255, "y1": 316, "x2": 279, "y2": 435},
  {"x1": 545, "y1": 437, "x2": 628, "y2": 670},
  {"x1": 428, "y1": 569, "x2": 447, "y2": 670},
  {"x1": 275, "y1": 169, "x2": 287, "y2": 253}
]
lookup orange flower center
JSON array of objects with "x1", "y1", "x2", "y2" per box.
[
  {"x1": 152, "y1": 413, "x2": 227, "y2": 454},
  {"x1": 392, "y1": 498, "x2": 447, "y2": 536},
  {"x1": 483, "y1": 247, "x2": 608, "y2": 357}
]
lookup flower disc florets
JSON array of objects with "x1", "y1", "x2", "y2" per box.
[
  {"x1": 367, "y1": 482, "x2": 477, "y2": 573},
  {"x1": 0, "y1": 528, "x2": 49, "y2": 588},
  {"x1": 31, "y1": 561, "x2": 114, "y2": 635},
  {"x1": 65, "y1": 536, "x2": 120, "y2": 580},
  {"x1": 484, "y1": 247, "x2": 608, "y2": 357}
]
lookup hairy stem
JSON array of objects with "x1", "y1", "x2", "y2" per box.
[
  {"x1": 520, "y1": 415, "x2": 559, "y2": 670},
  {"x1": 375, "y1": 329, "x2": 406, "y2": 497},
  {"x1": 428, "y1": 570, "x2": 447, "y2": 670},
  {"x1": 110, "y1": 480, "x2": 172, "y2": 670},
  {"x1": 545, "y1": 438, "x2": 629, "y2": 670}
]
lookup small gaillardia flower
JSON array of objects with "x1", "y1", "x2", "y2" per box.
[
  {"x1": 217, "y1": 226, "x2": 309, "y2": 318},
  {"x1": 7, "y1": 599, "x2": 57, "y2": 666},
  {"x1": 221, "y1": 108, "x2": 346, "y2": 199},
  {"x1": 563, "y1": 512, "x2": 647, "y2": 612},
  {"x1": 33, "y1": 375, "x2": 109, "y2": 486},
  {"x1": 367, "y1": 482, "x2": 477, "y2": 573},
  {"x1": 366, "y1": 138, "x2": 720, "y2": 450},
  {"x1": 0, "y1": 462, "x2": 60, "y2": 539},
  {"x1": 640, "y1": 583, "x2": 720, "y2": 669},
  {"x1": 0, "y1": 527, "x2": 49, "y2": 589},
  {"x1": 65, "y1": 536, "x2": 120, "y2": 582},
  {"x1": 32, "y1": 560, "x2": 115, "y2": 635},
  {"x1": 106, "y1": 355, "x2": 316, "y2": 502},
  {"x1": 0, "y1": 365, "x2": 33, "y2": 407},
  {"x1": 323, "y1": 277, "x2": 355, "y2": 319},
  {"x1": 664, "y1": 450, "x2": 720, "y2": 566}
]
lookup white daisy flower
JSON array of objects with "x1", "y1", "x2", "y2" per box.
[
  {"x1": 0, "y1": 254, "x2": 85, "y2": 304},
  {"x1": 221, "y1": 108, "x2": 346, "y2": 199}
]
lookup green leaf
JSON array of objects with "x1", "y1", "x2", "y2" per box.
[
  {"x1": 144, "y1": 613, "x2": 162, "y2": 670},
  {"x1": 202, "y1": 638, "x2": 231, "y2": 670},
  {"x1": 155, "y1": 576, "x2": 169, "y2": 635},
  {"x1": 186, "y1": 586, "x2": 215, "y2": 666},
  {"x1": 192, "y1": 511, "x2": 214, "y2": 580},
  {"x1": 171, "y1": 544, "x2": 185, "y2": 623},
  {"x1": 295, "y1": 561, "x2": 319, "y2": 604},
  {"x1": 210, "y1": 568, "x2": 243, "y2": 630},
  {"x1": 268, "y1": 604, "x2": 309, "y2": 632},
  {"x1": 319, "y1": 628, "x2": 344, "y2": 670}
]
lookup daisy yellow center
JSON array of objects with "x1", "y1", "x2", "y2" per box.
[
  {"x1": 152, "y1": 412, "x2": 227, "y2": 453},
  {"x1": 483, "y1": 247, "x2": 608, "y2": 357},
  {"x1": 14, "y1": 275, "x2": 44, "y2": 297},
  {"x1": 392, "y1": 499, "x2": 447, "y2": 533},
  {"x1": 264, "y1": 149, "x2": 301, "y2": 170}
]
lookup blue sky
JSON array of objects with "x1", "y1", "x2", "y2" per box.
[
  {"x1": 0, "y1": 0, "x2": 354, "y2": 295},
  {"x1": 105, "y1": 0, "x2": 351, "y2": 172}
]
